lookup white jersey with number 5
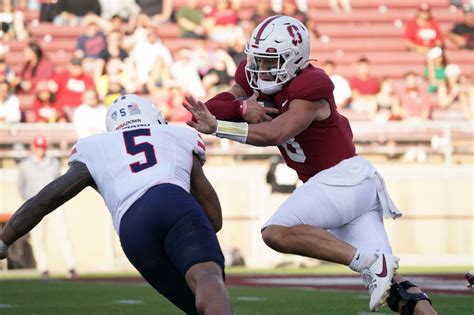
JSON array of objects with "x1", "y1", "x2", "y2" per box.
[{"x1": 68, "y1": 125, "x2": 207, "y2": 232}]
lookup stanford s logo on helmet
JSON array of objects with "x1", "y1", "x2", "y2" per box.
[
  {"x1": 244, "y1": 15, "x2": 310, "y2": 94},
  {"x1": 106, "y1": 94, "x2": 166, "y2": 132}
]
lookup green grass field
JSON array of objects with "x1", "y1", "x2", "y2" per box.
[{"x1": 0, "y1": 278, "x2": 472, "y2": 315}]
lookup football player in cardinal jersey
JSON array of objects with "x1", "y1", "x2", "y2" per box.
[
  {"x1": 0, "y1": 94, "x2": 233, "y2": 315},
  {"x1": 184, "y1": 15, "x2": 436, "y2": 315}
]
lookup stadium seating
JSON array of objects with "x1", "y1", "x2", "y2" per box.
[
  {"x1": 9, "y1": 1, "x2": 470, "y2": 78},
  {"x1": 0, "y1": 1, "x2": 472, "y2": 161}
]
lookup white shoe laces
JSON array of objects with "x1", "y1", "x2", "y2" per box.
[{"x1": 362, "y1": 270, "x2": 377, "y2": 295}]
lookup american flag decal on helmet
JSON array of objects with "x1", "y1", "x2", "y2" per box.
[{"x1": 127, "y1": 103, "x2": 141, "y2": 115}]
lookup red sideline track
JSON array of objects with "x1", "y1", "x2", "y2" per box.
[{"x1": 74, "y1": 274, "x2": 473, "y2": 296}]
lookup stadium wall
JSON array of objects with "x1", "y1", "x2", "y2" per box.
[{"x1": 0, "y1": 161, "x2": 472, "y2": 273}]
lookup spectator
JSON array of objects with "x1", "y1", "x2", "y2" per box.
[
  {"x1": 174, "y1": 0, "x2": 206, "y2": 39},
  {"x1": 96, "y1": 58, "x2": 136, "y2": 100},
  {"x1": 371, "y1": 78, "x2": 402, "y2": 122},
  {"x1": 17, "y1": 135, "x2": 77, "y2": 279},
  {"x1": 39, "y1": 0, "x2": 59, "y2": 22},
  {"x1": 0, "y1": 0, "x2": 28, "y2": 41},
  {"x1": 245, "y1": 0, "x2": 275, "y2": 38},
  {"x1": 53, "y1": 57, "x2": 95, "y2": 121},
  {"x1": 396, "y1": 72, "x2": 432, "y2": 121},
  {"x1": 126, "y1": 13, "x2": 152, "y2": 47},
  {"x1": 271, "y1": 0, "x2": 307, "y2": 13},
  {"x1": 321, "y1": 59, "x2": 352, "y2": 109},
  {"x1": 0, "y1": 80, "x2": 20, "y2": 123},
  {"x1": 145, "y1": 54, "x2": 173, "y2": 95},
  {"x1": 187, "y1": 38, "x2": 219, "y2": 78},
  {"x1": 103, "y1": 77, "x2": 124, "y2": 107},
  {"x1": 252, "y1": 0, "x2": 275, "y2": 24},
  {"x1": 349, "y1": 57, "x2": 380, "y2": 114},
  {"x1": 161, "y1": 85, "x2": 192, "y2": 122},
  {"x1": 30, "y1": 80, "x2": 65, "y2": 123},
  {"x1": 329, "y1": 0, "x2": 352, "y2": 12},
  {"x1": 15, "y1": 41, "x2": 55, "y2": 94},
  {"x1": 73, "y1": 89, "x2": 107, "y2": 138},
  {"x1": 130, "y1": 26, "x2": 173, "y2": 91},
  {"x1": 424, "y1": 46, "x2": 447, "y2": 93},
  {"x1": 106, "y1": 14, "x2": 128, "y2": 34},
  {"x1": 170, "y1": 48, "x2": 205, "y2": 98},
  {"x1": 96, "y1": 30, "x2": 130, "y2": 79},
  {"x1": 97, "y1": 31, "x2": 128, "y2": 62},
  {"x1": 404, "y1": 3, "x2": 443, "y2": 53},
  {"x1": 433, "y1": 64, "x2": 471, "y2": 120},
  {"x1": 227, "y1": 37, "x2": 247, "y2": 66},
  {"x1": 396, "y1": 73, "x2": 432, "y2": 162},
  {"x1": 280, "y1": 0, "x2": 318, "y2": 39},
  {"x1": 76, "y1": 19, "x2": 107, "y2": 59},
  {"x1": 445, "y1": 6, "x2": 474, "y2": 50},
  {"x1": 136, "y1": 0, "x2": 173, "y2": 23},
  {"x1": 99, "y1": 0, "x2": 140, "y2": 21},
  {"x1": 55, "y1": 0, "x2": 101, "y2": 18},
  {"x1": 53, "y1": 9, "x2": 81, "y2": 27},
  {"x1": 203, "y1": 0, "x2": 245, "y2": 45},
  {"x1": 0, "y1": 57, "x2": 16, "y2": 86},
  {"x1": 202, "y1": 49, "x2": 237, "y2": 95}
]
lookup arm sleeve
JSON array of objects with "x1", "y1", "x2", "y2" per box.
[
  {"x1": 204, "y1": 91, "x2": 241, "y2": 120},
  {"x1": 5, "y1": 162, "x2": 94, "y2": 244},
  {"x1": 204, "y1": 60, "x2": 253, "y2": 120}
]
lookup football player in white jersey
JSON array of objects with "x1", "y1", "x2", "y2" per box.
[{"x1": 0, "y1": 94, "x2": 233, "y2": 315}]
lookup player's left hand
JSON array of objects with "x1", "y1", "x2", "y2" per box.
[
  {"x1": 0, "y1": 239, "x2": 8, "y2": 260},
  {"x1": 183, "y1": 96, "x2": 218, "y2": 134},
  {"x1": 243, "y1": 91, "x2": 279, "y2": 124}
]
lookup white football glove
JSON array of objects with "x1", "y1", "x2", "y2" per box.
[{"x1": 0, "y1": 240, "x2": 8, "y2": 260}]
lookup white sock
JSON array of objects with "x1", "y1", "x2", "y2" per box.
[{"x1": 349, "y1": 249, "x2": 378, "y2": 273}]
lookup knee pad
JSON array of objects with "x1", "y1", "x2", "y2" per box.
[{"x1": 387, "y1": 280, "x2": 432, "y2": 315}]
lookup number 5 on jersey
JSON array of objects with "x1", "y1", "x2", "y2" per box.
[{"x1": 123, "y1": 129, "x2": 157, "y2": 173}]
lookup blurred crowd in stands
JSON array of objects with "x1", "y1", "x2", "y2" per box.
[{"x1": 0, "y1": 0, "x2": 473, "y2": 140}]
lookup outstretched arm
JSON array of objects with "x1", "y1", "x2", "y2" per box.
[
  {"x1": 184, "y1": 95, "x2": 330, "y2": 146},
  {"x1": 0, "y1": 162, "x2": 94, "y2": 258},
  {"x1": 190, "y1": 155, "x2": 222, "y2": 232}
]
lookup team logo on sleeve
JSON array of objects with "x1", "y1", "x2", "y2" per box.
[
  {"x1": 127, "y1": 103, "x2": 142, "y2": 116},
  {"x1": 111, "y1": 111, "x2": 118, "y2": 121}
]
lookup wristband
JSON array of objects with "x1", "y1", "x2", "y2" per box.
[
  {"x1": 238, "y1": 99, "x2": 248, "y2": 117},
  {"x1": 213, "y1": 120, "x2": 248, "y2": 143}
]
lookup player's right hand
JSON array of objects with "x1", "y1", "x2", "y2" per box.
[
  {"x1": 243, "y1": 92, "x2": 280, "y2": 123},
  {"x1": 0, "y1": 239, "x2": 8, "y2": 260},
  {"x1": 183, "y1": 96, "x2": 218, "y2": 134}
]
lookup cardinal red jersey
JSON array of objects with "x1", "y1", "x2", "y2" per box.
[{"x1": 235, "y1": 60, "x2": 356, "y2": 182}]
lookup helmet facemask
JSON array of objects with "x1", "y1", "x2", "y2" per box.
[{"x1": 245, "y1": 50, "x2": 296, "y2": 94}]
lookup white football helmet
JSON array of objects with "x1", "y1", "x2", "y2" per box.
[
  {"x1": 106, "y1": 94, "x2": 166, "y2": 132},
  {"x1": 244, "y1": 15, "x2": 310, "y2": 94}
]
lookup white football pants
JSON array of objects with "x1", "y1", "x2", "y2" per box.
[{"x1": 262, "y1": 169, "x2": 393, "y2": 254}]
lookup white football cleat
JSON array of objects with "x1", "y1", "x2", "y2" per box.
[{"x1": 362, "y1": 251, "x2": 399, "y2": 312}]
